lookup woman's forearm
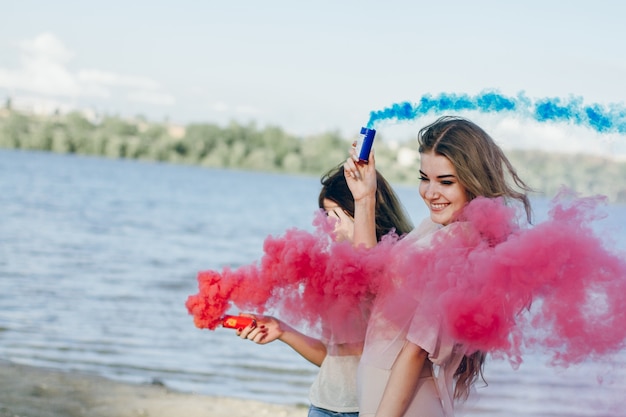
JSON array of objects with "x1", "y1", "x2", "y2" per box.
[
  {"x1": 353, "y1": 195, "x2": 377, "y2": 249},
  {"x1": 279, "y1": 325, "x2": 327, "y2": 366}
]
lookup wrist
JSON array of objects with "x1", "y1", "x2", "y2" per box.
[
  {"x1": 354, "y1": 195, "x2": 376, "y2": 220},
  {"x1": 276, "y1": 321, "x2": 292, "y2": 340},
  {"x1": 354, "y1": 193, "x2": 376, "y2": 206}
]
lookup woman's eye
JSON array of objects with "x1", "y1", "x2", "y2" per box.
[
  {"x1": 419, "y1": 176, "x2": 429, "y2": 182},
  {"x1": 325, "y1": 209, "x2": 339, "y2": 219}
]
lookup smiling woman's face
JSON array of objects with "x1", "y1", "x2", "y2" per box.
[
  {"x1": 322, "y1": 198, "x2": 354, "y2": 242},
  {"x1": 418, "y1": 152, "x2": 469, "y2": 226}
]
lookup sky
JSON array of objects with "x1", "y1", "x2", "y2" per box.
[{"x1": 2, "y1": 0, "x2": 626, "y2": 158}]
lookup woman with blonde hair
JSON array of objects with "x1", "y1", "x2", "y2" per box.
[{"x1": 344, "y1": 116, "x2": 533, "y2": 416}]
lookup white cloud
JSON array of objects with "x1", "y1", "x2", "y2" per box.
[
  {"x1": 490, "y1": 116, "x2": 622, "y2": 158},
  {"x1": 0, "y1": 32, "x2": 174, "y2": 108},
  {"x1": 18, "y1": 32, "x2": 74, "y2": 64},
  {"x1": 210, "y1": 101, "x2": 260, "y2": 116},
  {"x1": 127, "y1": 90, "x2": 175, "y2": 106},
  {"x1": 78, "y1": 69, "x2": 160, "y2": 90},
  {"x1": 212, "y1": 102, "x2": 229, "y2": 112},
  {"x1": 0, "y1": 32, "x2": 80, "y2": 96},
  {"x1": 234, "y1": 105, "x2": 260, "y2": 115}
]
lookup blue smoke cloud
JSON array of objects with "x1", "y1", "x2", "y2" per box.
[{"x1": 366, "y1": 90, "x2": 626, "y2": 135}]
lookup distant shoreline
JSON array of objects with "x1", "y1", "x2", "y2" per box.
[
  {"x1": 1, "y1": 110, "x2": 625, "y2": 203},
  {"x1": 0, "y1": 360, "x2": 308, "y2": 417}
]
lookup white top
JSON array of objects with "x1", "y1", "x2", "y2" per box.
[{"x1": 309, "y1": 354, "x2": 360, "y2": 412}]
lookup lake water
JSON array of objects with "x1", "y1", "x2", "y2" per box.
[{"x1": 1, "y1": 149, "x2": 625, "y2": 416}]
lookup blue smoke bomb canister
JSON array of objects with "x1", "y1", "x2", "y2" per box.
[{"x1": 356, "y1": 127, "x2": 376, "y2": 162}]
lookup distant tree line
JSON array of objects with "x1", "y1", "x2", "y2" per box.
[{"x1": 1, "y1": 109, "x2": 625, "y2": 203}]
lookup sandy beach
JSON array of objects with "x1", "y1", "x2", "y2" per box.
[{"x1": 0, "y1": 360, "x2": 308, "y2": 417}]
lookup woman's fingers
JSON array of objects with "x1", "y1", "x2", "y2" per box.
[
  {"x1": 236, "y1": 321, "x2": 270, "y2": 344},
  {"x1": 351, "y1": 141, "x2": 360, "y2": 162},
  {"x1": 344, "y1": 154, "x2": 363, "y2": 180}
]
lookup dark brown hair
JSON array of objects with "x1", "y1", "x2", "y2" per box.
[{"x1": 318, "y1": 164, "x2": 413, "y2": 240}]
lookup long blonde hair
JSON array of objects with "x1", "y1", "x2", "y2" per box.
[{"x1": 418, "y1": 116, "x2": 532, "y2": 399}]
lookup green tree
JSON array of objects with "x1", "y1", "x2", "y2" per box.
[
  {"x1": 300, "y1": 131, "x2": 347, "y2": 173},
  {"x1": 0, "y1": 111, "x2": 30, "y2": 148}
]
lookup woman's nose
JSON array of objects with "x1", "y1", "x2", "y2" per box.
[{"x1": 424, "y1": 183, "x2": 438, "y2": 199}]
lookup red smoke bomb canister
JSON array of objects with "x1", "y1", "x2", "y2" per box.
[
  {"x1": 356, "y1": 127, "x2": 376, "y2": 162},
  {"x1": 221, "y1": 315, "x2": 256, "y2": 331}
]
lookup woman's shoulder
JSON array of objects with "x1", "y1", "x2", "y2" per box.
[
  {"x1": 402, "y1": 218, "x2": 442, "y2": 247},
  {"x1": 412, "y1": 218, "x2": 441, "y2": 236}
]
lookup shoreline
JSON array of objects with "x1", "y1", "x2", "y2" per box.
[{"x1": 0, "y1": 360, "x2": 308, "y2": 417}]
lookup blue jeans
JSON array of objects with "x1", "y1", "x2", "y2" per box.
[{"x1": 307, "y1": 405, "x2": 359, "y2": 417}]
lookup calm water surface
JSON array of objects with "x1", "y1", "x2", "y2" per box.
[{"x1": 1, "y1": 149, "x2": 625, "y2": 416}]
